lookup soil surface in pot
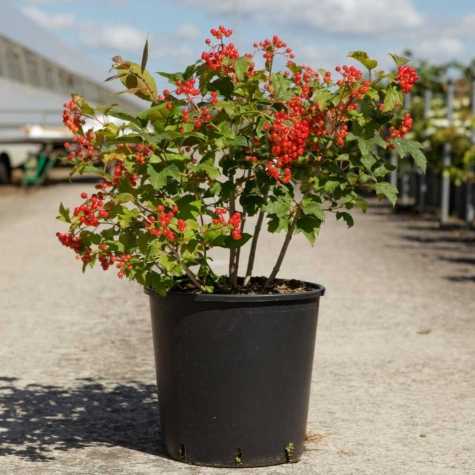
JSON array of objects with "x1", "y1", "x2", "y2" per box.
[{"x1": 173, "y1": 276, "x2": 316, "y2": 295}]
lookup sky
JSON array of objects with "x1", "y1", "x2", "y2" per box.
[{"x1": 14, "y1": 0, "x2": 475, "y2": 85}]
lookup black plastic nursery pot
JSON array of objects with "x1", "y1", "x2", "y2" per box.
[{"x1": 147, "y1": 281, "x2": 325, "y2": 468}]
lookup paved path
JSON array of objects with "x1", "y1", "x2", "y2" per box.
[{"x1": 1, "y1": 184, "x2": 474, "y2": 474}]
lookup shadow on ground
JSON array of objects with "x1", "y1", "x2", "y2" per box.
[
  {"x1": 368, "y1": 202, "x2": 475, "y2": 283},
  {"x1": 0, "y1": 377, "x2": 163, "y2": 462}
]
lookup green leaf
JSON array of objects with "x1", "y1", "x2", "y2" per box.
[
  {"x1": 114, "y1": 61, "x2": 157, "y2": 101},
  {"x1": 97, "y1": 108, "x2": 142, "y2": 126},
  {"x1": 265, "y1": 194, "x2": 293, "y2": 219},
  {"x1": 235, "y1": 56, "x2": 250, "y2": 81},
  {"x1": 163, "y1": 152, "x2": 188, "y2": 161},
  {"x1": 145, "y1": 271, "x2": 174, "y2": 296},
  {"x1": 389, "y1": 53, "x2": 409, "y2": 66},
  {"x1": 183, "y1": 63, "x2": 198, "y2": 80},
  {"x1": 176, "y1": 195, "x2": 202, "y2": 219},
  {"x1": 211, "y1": 233, "x2": 252, "y2": 249},
  {"x1": 312, "y1": 89, "x2": 334, "y2": 110},
  {"x1": 354, "y1": 196, "x2": 369, "y2": 212},
  {"x1": 196, "y1": 160, "x2": 220, "y2": 179},
  {"x1": 336, "y1": 211, "x2": 354, "y2": 227},
  {"x1": 393, "y1": 139, "x2": 427, "y2": 172},
  {"x1": 301, "y1": 197, "x2": 325, "y2": 220},
  {"x1": 156, "y1": 252, "x2": 182, "y2": 274},
  {"x1": 118, "y1": 207, "x2": 140, "y2": 228},
  {"x1": 357, "y1": 137, "x2": 373, "y2": 156},
  {"x1": 217, "y1": 121, "x2": 234, "y2": 138},
  {"x1": 138, "y1": 103, "x2": 170, "y2": 122},
  {"x1": 209, "y1": 77, "x2": 234, "y2": 98},
  {"x1": 271, "y1": 74, "x2": 293, "y2": 100},
  {"x1": 348, "y1": 51, "x2": 378, "y2": 70},
  {"x1": 361, "y1": 153, "x2": 376, "y2": 172},
  {"x1": 115, "y1": 193, "x2": 135, "y2": 204},
  {"x1": 147, "y1": 163, "x2": 181, "y2": 189},
  {"x1": 295, "y1": 214, "x2": 321, "y2": 245},
  {"x1": 156, "y1": 71, "x2": 183, "y2": 83},
  {"x1": 267, "y1": 214, "x2": 289, "y2": 233},
  {"x1": 76, "y1": 97, "x2": 95, "y2": 116},
  {"x1": 375, "y1": 182, "x2": 398, "y2": 206},
  {"x1": 140, "y1": 39, "x2": 149, "y2": 73},
  {"x1": 231, "y1": 135, "x2": 248, "y2": 147},
  {"x1": 323, "y1": 180, "x2": 340, "y2": 193},
  {"x1": 81, "y1": 164, "x2": 104, "y2": 176},
  {"x1": 58, "y1": 202, "x2": 71, "y2": 223},
  {"x1": 383, "y1": 86, "x2": 403, "y2": 112}
]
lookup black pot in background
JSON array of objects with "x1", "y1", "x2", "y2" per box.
[{"x1": 147, "y1": 282, "x2": 325, "y2": 468}]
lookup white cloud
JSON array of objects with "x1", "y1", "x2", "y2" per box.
[
  {"x1": 22, "y1": 5, "x2": 75, "y2": 29},
  {"x1": 153, "y1": 44, "x2": 195, "y2": 66},
  {"x1": 179, "y1": 0, "x2": 423, "y2": 34},
  {"x1": 24, "y1": 0, "x2": 74, "y2": 4},
  {"x1": 176, "y1": 23, "x2": 201, "y2": 41},
  {"x1": 449, "y1": 14, "x2": 475, "y2": 39},
  {"x1": 80, "y1": 24, "x2": 147, "y2": 53},
  {"x1": 413, "y1": 37, "x2": 464, "y2": 63},
  {"x1": 296, "y1": 44, "x2": 345, "y2": 70}
]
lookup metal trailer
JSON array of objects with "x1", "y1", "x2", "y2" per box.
[{"x1": 0, "y1": 134, "x2": 70, "y2": 186}]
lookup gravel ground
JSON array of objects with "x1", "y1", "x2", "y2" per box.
[{"x1": 0, "y1": 184, "x2": 474, "y2": 475}]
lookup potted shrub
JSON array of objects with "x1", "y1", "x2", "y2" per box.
[{"x1": 56, "y1": 26, "x2": 425, "y2": 467}]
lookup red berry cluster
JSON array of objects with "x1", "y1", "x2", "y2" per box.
[
  {"x1": 388, "y1": 112, "x2": 413, "y2": 139},
  {"x1": 177, "y1": 219, "x2": 186, "y2": 232},
  {"x1": 95, "y1": 179, "x2": 113, "y2": 191},
  {"x1": 212, "y1": 208, "x2": 242, "y2": 240},
  {"x1": 266, "y1": 161, "x2": 292, "y2": 184},
  {"x1": 117, "y1": 143, "x2": 153, "y2": 165},
  {"x1": 335, "y1": 123, "x2": 349, "y2": 147},
  {"x1": 97, "y1": 244, "x2": 115, "y2": 271},
  {"x1": 56, "y1": 232, "x2": 81, "y2": 251},
  {"x1": 334, "y1": 65, "x2": 371, "y2": 101},
  {"x1": 202, "y1": 27, "x2": 239, "y2": 73},
  {"x1": 290, "y1": 65, "x2": 319, "y2": 98},
  {"x1": 267, "y1": 108, "x2": 310, "y2": 183},
  {"x1": 146, "y1": 204, "x2": 184, "y2": 241},
  {"x1": 133, "y1": 143, "x2": 153, "y2": 165},
  {"x1": 194, "y1": 106, "x2": 212, "y2": 129},
  {"x1": 397, "y1": 65, "x2": 418, "y2": 93},
  {"x1": 111, "y1": 161, "x2": 137, "y2": 187},
  {"x1": 255, "y1": 35, "x2": 294, "y2": 64},
  {"x1": 175, "y1": 79, "x2": 200, "y2": 98},
  {"x1": 73, "y1": 193, "x2": 109, "y2": 227},
  {"x1": 64, "y1": 130, "x2": 96, "y2": 161},
  {"x1": 350, "y1": 80, "x2": 371, "y2": 100},
  {"x1": 335, "y1": 65, "x2": 363, "y2": 86},
  {"x1": 79, "y1": 248, "x2": 93, "y2": 264},
  {"x1": 115, "y1": 254, "x2": 133, "y2": 279},
  {"x1": 210, "y1": 25, "x2": 232, "y2": 40},
  {"x1": 113, "y1": 162, "x2": 124, "y2": 185},
  {"x1": 63, "y1": 97, "x2": 83, "y2": 133}
]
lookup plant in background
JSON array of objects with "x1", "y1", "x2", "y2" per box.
[
  {"x1": 406, "y1": 56, "x2": 475, "y2": 186},
  {"x1": 56, "y1": 26, "x2": 425, "y2": 295}
]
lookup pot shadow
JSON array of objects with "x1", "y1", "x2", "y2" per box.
[
  {"x1": 377, "y1": 203, "x2": 475, "y2": 283},
  {"x1": 445, "y1": 275, "x2": 475, "y2": 283},
  {"x1": 400, "y1": 234, "x2": 475, "y2": 246},
  {"x1": 0, "y1": 376, "x2": 164, "y2": 462},
  {"x1": 438, "y1": 256, "x2": 475, "y2": 265}
]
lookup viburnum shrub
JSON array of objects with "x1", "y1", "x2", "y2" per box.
[{"x1": 57, "y1": 27, "x2": 426, "y2": 294}]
